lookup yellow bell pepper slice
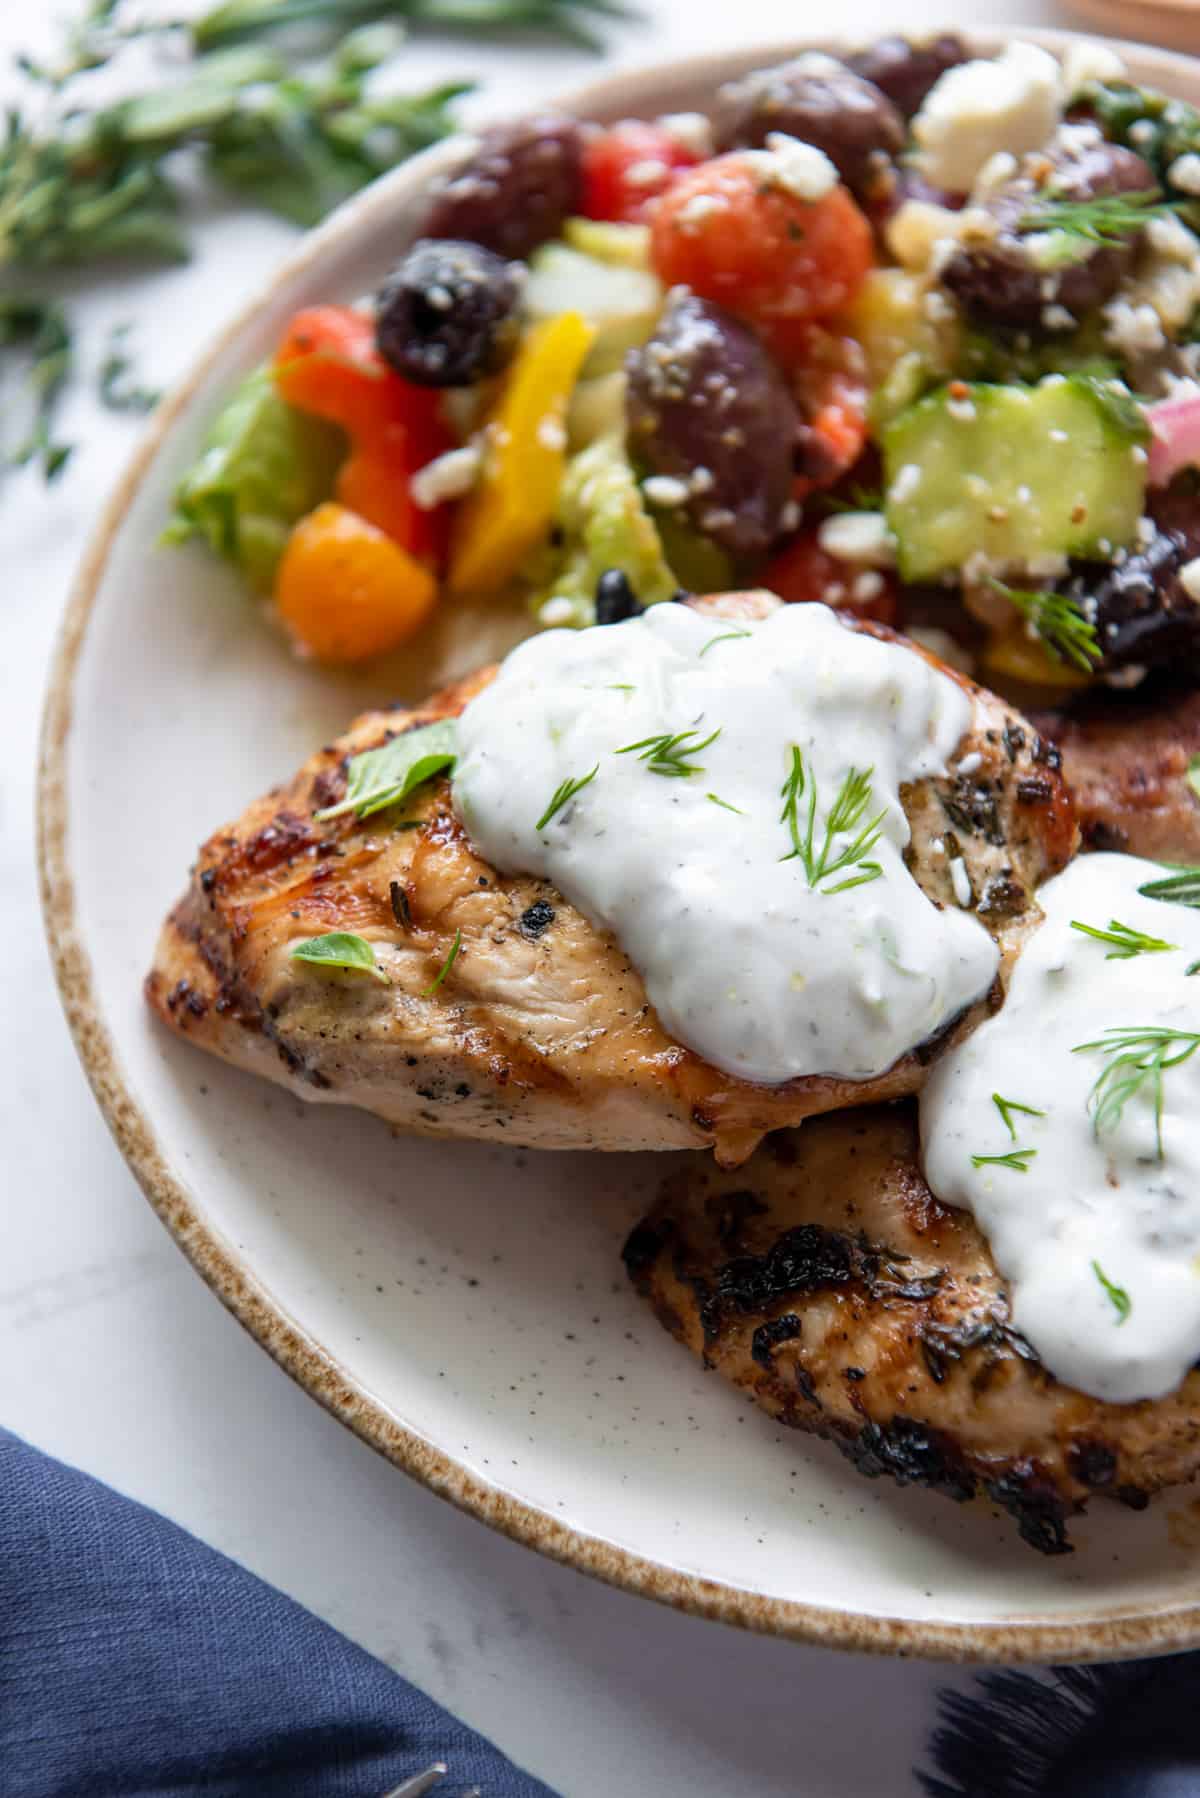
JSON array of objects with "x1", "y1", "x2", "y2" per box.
[
  {"x1": 448, "y1": 311, "x2": 596, "y2": 598},
  {"x1": 982, "y1": 622, "x2": 1093, "y2": 690}
]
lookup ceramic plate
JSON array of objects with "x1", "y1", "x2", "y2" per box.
[{"x1": 40, "y1": 29, "x2": 1200, "y2": 1661}]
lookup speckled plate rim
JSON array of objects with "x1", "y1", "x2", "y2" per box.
[{"x1": 37, "y1": 25, "x2": 1200, "y2": 1664}]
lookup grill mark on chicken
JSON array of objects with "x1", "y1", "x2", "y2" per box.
[
  {"x1": 625, "y1": 1102, "x2": 1200, "y2": 1552},
  {"x1": 147, "y1": 606, "x2": 1076, "y2": 1165}
]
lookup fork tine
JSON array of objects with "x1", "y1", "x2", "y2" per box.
[{"x1": 382, "y1": 1766, "x2": 447, "y2": 1798}]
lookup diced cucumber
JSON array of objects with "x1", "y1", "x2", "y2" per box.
[
  {"x1": 882, "y1": 376, "x2": 1148, "y2": 582},
  {"x1": 524, "y1": 243, "x2": 662, "y2": 378},
  {"x1": 562, "y1": 217, "x2": 652, "y2": 269}
]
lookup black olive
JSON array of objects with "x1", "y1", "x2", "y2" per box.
[
  {"x1": 1061, "y1": 524, "x2": 1200, "y2": 673},
  {"x1": 420, "y1": 115, "x2": 584, "y2": 261},
  {"x1": 594, "y1": 568, "x2": 642, "y2": 625},
  {"x1": 716, "y1": 55, "x2": 904, "y2": 202},
  {"x1": 847, "y1": 34, "x2": 968, "y2": 119},
  {"x1": 375, "y1": 239, "x2": 522, "y2": 388}
]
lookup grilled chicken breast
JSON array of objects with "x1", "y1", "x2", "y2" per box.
[
  {"x1": 625, "y1": 1105, "x2": 1200, "y2": 1553},
  {"x1": 1035, "y1": 685, "x2": 1200, "y2": 863},
  {"x1": 147, "y1": 603, "x2": 1075, "y2": 1167}
]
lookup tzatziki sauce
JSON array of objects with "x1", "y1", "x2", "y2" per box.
[
  {"x1": 921, "y1": 852, "x2": 1200, "y2": 1403},
  {"x1": 452, "y1": 601, "x2": 998, "y2": 1086}
]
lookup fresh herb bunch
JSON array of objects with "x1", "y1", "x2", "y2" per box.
[
  {"x1": 1, "y1": 0, "x2": 626, "y2": 476},
  {"x1": 779, "y1": 747, "x2": 885, "y2": 895},
  {"x1": 1018, "y1": 187, "x2": 1180, "y2": 247},
  {"x1": 1073, "y1": 1024, "x2": 1200, "y2": 1161},
  {"x1": 1079, "y1": 80, "x2": 1200, "y2": 212}
]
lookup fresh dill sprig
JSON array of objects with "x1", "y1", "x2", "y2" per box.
[
  {"x1": 1018, "y1": 186, "x2": 1179, "y2": 245},
  {"x1": 1070, "y1": 917, "x2": 1178, "y2": 959},
  {"x1": 987, "y1": 577, "x2": 1101, "y2": 673},
  {"x1": 1139, "y1": 866, "x2": 1200, "y2": 909},
  {"x1": 423, "y1": 927, "x2": 462, "y2": 998},
  {"x1": 1092, "y1": 1259, "x2": 1131, "y2": 1325},
  {"x1": 992, "y1": 1092, "x2": 1045, "y2": 1141},
  {"x1": 1073, "y1": 1024, "x2": 1200, "y2": 1161},
  {"x1": 536, "y1": 764, "x2": 598, "y2": 829},
  {"x1": 779, "y1": 746, "x2": 886, "y2": 895},
  {"x1": 971, "y1": 1147, "x2": 1037, "y2": 1173},
  {"x1": 98, "y1": 321, "x2": 160, "y2": 414},
  {"x1": 698, "y1": 629, "x2": 752, "y2": 656},
  {"x1": 617, "y1": 727, "x2": 720, "y2": 779},
  {"x1": 707, "y1": 792, "x2": 744, "y2": 815},
  {"x1": 0, "y1": 297, "x2": 73, "y2": 479}
]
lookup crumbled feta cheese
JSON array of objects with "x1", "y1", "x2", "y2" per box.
[
  {"x1": 972, "y1": 150, "x2": 1019, "y2": 197},
  {"x1": 1132, "y1": 445, "x2": 1149, "y2": 466},
  {"x1": 817, "y1": 511, "x2": 897, "y2": 568},
  {"x1": 889, "y1": 463, "x2": 922, "y2": 504},
  {"x1": 1024, "y1": 551, "x2": 1070, "y2": 579},
  {"x1": 1130, "y1": 120, "x2": 1156, "y2": 149},
  {"x1": 1180, "y1": 557, "x2": 1200, "y2": 603},
  {"x1": 425, "y1": 284, "x2": 454, "y2": 313},
  {"x1": 539, "y1": 596, "x2": 577, "y2": 627},
  {"x1": 1169, "y1": 153, "x2": 1200, "y2": 197},
  {"x1": 1136, "y1": 515, "x2": 1157, "y2": 547},
  {"x1": 1104, "y1": 663, "x2": 1148, "y2": 690},
  {"x1": 701, "y1": 506, "x2": 736, "y2": 535},
  {"x1": 1042, "y1": 303, "x2": 1076, "y2": 332},
  {"x1": 537, "y1": 417, "x2": 567, "y2": 452},
  {"x1": 1054, "y1": 120, "x2": 1103, "y2": 157},
  {"x1": 1049, "y1": 429, "x2": 1069, "y2": 443},
  {"x1": 949, "y1": 857, "x2": 973, "y2": 908},
  {"x1": 1102, "y1": 297, "x2": 1165, "y2": 355},
  {"x1": 947, "y1": 396, "x2": 977, "y2": 423},
  {"x1": 1016, "y1": 485, "x2": 1033, "y2": 505},
  {"x1": 965, "y1": 474, "x2": 989, "y2": 499},
  {"x1": 689, "y1": 465, "x2": 714, "y2": 495},
  {"x1": 1061, "y1": 40, "x2": 1127, "y2": 94},
  {"x1": 886, "y1": 200, "x2": 965, "y2": 271},
  {"x1": 624, "y1": 157, "x2": 671, "y2": 189},
  {"x1": 779, "y1": 500, "x2": 802, "y2": 533},
  {"x1": 1145, "y1": 214, "x2": 1200, "y2": 263},
  {"x1": 656, "y1": 111, "x2": 714, "y2": 158},
  {"x1": 907, "y1": 625, "x2": 976, "y2": 674},
  {"x1": 912, "y1": 43, "x2": 1063, "y2": 193},
  {"x1": 675, "y1": 191, "x2": 730, "y2": 232},
  {"x1": 955, "y1": 750, "x2": 983, "y2": 776},
  {"x1": 410, "y1": 443, "x2": 482, "y2": 510},
  {"x1": 642, "y1": 475, "x2": 690, "y2": 507},
  {"x1": 852, "y1": 570, "x2": 885, "y2": 602},
  {"x1": 754, "y1": 134, "x2": 839, "y2": 201},
  {"x1": 922, "y1": 287, "x2": 958, "y2": 324}
]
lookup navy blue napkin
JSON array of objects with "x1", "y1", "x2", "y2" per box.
[{"x1": 0, "y1": 1429, "x2": 558, "y2": 1798}]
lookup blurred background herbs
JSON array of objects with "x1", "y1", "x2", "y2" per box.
[{"x1": 0, "y1": 0, "x2": 628, "y2": 478}]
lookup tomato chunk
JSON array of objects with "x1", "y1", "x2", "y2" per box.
[
  {"x1": 275, "y1": 502, "x2": 437, "y2": 664},
  {"x1": 582, "y1": 120, "x2": 700, "y2": 224},
  {"x1": 790, "y1": 327, "x2": 870, "y2": 498},
  {"x1": 762, "y1": 530, "x2": 897, "y2": 625},
  {"x1": 651, "y1": 154, "x2": 874, "y2": 362}
]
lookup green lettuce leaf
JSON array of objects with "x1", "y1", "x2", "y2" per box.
[{"x1": 162, "y1": 363, "x2": 343, "y2": 590}]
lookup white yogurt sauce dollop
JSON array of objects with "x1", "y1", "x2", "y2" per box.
[
  {"x1": 452, "y1": 602, "x2": 998, "y2": 1086},
  {"x1": 921, "y1": 853, "x2": 1200, "y2": 1403}
]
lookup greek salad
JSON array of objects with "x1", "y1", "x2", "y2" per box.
[{"x1": 166, "y1": 33, "x2": 1200, "y2": 692}]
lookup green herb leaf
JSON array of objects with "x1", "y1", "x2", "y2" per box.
[
  {"x1": 617, "y1": 727, "x2": 720, "y2": 778},
  {"x1": 779, "y1": 746, "x2": 886, "y2": 894},
  {"x1": 987, "y1": 577, "x2": 1102, "y2": 673},
  {"x1": 698, "y1": 629, "x2": 752, "y2": 656},
  {"x1": 0, "y1": 296, "x2": 73, "y2": 479},
  {"x1": 316, "y1": 720, "x2": 458, "y2": 822},
  {"x1": 971, "y1": 1147, "x2": 1037, "y2": 1173},
  {"x1": 707, "y1": 792, "x2": 744, "y2": 815},
  {"x1": 1018, "y1": 187, "x2": 1179, "y2": 245},
  {"x1": 423, "y1": 927, "x2": 462, "y2": 997},
  {"x1": 992, "y1": 1092, "x2": 1046, "y2": 1141},
  {"x1": 1138, "y1": 866, "x2": 1200, "y2": 909},
  {"x1": 1092, "y1": 1259, "x2": 1131, "y2": 1324},
  {"x1": 98, "y1": 321, "x2": 159, "y2": 414},
  {"x1": 1070, "y1": 917, "x2": 1178, "y2": 959},
  {"x1": 1073, "y1": 1025, "x2": 1200, "y2": 1161},
  {"x1": 1188, "y1": 755, "x2": 1200, "y2": 803},
  {"x1": 536, "y1": 764, "x2": 598, "y2": 830},
  {"x1": 290, "y1": 930, "x2": 387, "y2": 981}
]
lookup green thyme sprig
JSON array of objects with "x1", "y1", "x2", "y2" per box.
[
  {"x1": 1069, "y1": 917, "x2": 1178, "y2": 959},
  {"x1": 1073, "y1": 1025, "x2": 1200, "y2": 1161},
  {"x1": 536, "y1": 765, "x2": 598, "y2": 829},
  {"x1": 1018, "y1": 187, "x2": 1179, "y2": 246},
  {"x1": 971, "y1": 1147, "x2": 1037, "y2": 1173},
  {"x1": 987, "y1": 578, "x2": 1102, "y2": 673},
  {"x1": 0, "y1": 297, "x2": 73, "y2": 479},
  {"x1": 779, "y1": 746, "x2": 885, "y2": 895},
  {"x1": 617, "y1": 727, "x2": 720, "y2": 779},
  {"x1": 1092, "y1": 1259, "x2": 1131, "y2": 1325}
]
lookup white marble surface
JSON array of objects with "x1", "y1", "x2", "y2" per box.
[{"x1": 1, "y1": 2, "x2": 1091, "y2": 1791}]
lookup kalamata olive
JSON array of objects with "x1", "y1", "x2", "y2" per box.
[
  {"x1": 375, "y1": 239, "x2": 522, "y2": 387},
  {"x1": 625, "y1": 290, "x2": 800, "y2": 565},
  {"x1": 941, "y1": 130, "x2": 1158, "y2": 331},
  {"x1": 715, "y1": 53, "x2": 905, "y2": 202},
  {"x1": 594, "y1": 568, "x2": 643, "y2": 624},
  {"x1": 846, "y1": 34, "x2": 968, "y2": 119},
  {"x1": 1058, "y1": 496, "x2": 1200, "y2": 674},
  {"x1": 420, "y1": 115, "x2": 584, "y2": 261}
]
